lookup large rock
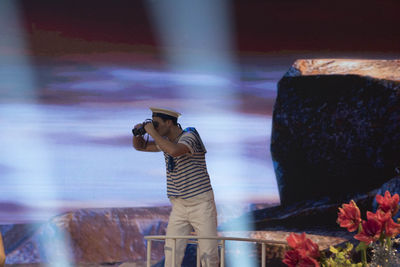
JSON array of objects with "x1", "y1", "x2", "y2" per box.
[
  {"x1": 272, "y1": 59, "x2": 400, "y2": 205},
  {"x1": 222, "y1": 176, "x2": 400, "y2": 253},
  {"x1": 2, "y1": 207, "x2": 170, "y2": 265}
]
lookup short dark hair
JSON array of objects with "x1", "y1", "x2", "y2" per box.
[{"x1": 152, "y1": 113, "x2": 178, "y2": 125}]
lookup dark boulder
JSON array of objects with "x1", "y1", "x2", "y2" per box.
[
  {"x1": 271, "y1": 59, "x2": 400, "y2": 205},
  {"x1": 223, "y1": 176, "x2": 400, "y2": 240},
  {"x1": 374, "y1": 176, "x2": 400, "y2": 221}
]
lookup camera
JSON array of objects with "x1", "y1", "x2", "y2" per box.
[{"x1": 132, "y1": 119, "x2": 159, "y2": 136}]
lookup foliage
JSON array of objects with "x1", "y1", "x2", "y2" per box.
[
  {"x1": 282, "y1": 191, "x2": 400, "y2": 267},
  {"x1": 324, "y1": 243, "x2": 362, "y2": 267}
]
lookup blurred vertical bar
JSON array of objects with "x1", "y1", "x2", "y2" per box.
[
  {"x1": 145, "y1": 1, "x2": 256, "y2": 266},
  {"x1": 0, "y1": 0, "x2": 35, "y2": 101},
  {"x1": 0, "y1": 2, "x2": 73, "y2": 266},
  {"x1": 145, "y1": 0, "x2": 238, "y2": 110}
]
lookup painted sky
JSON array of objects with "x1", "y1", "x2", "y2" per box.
[
  {"x1": 1, "y1": 0, "x2": 399, "y2": 224},
  {"x1": 16, "y1": 0, "x2": 400, "y2": 57}
]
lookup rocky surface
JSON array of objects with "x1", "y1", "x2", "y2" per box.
[
  {"x1": 215, "y1": 177, "x2": 400, "y2": 266},
  {"x1": 1, "y1": 202, "x2": 354, "y2": 266},
  {"x1": 5, "y1": 176, "x2": 397, "y2": 266},
  {"x1": 290, "y1": 59, "x2": 400, "y2": 81},
  {"x1": 1, "y1": 207, "x2": 171, "y2": 265},
  {"x1": 272, "y1": 59, "x2": 400, "y2": 205},
  {"x1": 224, "y1": 177, "x2": 400, "y2": 244}
]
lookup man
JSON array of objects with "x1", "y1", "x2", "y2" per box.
[
  {"x1": 0, "y1": 232, "x2": 5, "y2": 267},
  {"x1": 132, "y1": 107, "x2": 219, "y2": 267}
]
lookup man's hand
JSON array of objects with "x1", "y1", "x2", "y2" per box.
[
  {"x1": 144, "y1": 122, "x2": 157, "y2": 136},
  {"x1": 132, "y1": 123, "x2": 145, "y2": 138},
  {"x1": 132, "y1": 122, "x2": 159, "y2": 152},
  {"x1": 134, "y1": 123, "x2": 143, "y2": 130}
]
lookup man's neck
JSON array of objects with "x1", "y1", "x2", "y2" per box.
[{"x1": 167, "y1": 126, "x2": 183, "y2": 142}]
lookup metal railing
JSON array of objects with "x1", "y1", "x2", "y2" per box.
[{"x1": 144, "y1": 235, "x2": 287, "y2": 267}]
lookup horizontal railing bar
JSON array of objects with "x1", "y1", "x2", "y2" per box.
[
  {"x1": 144, "y1": 235, "x2": 286, "y2": 245},
  {"x1": 147, "y1": 239, "x2": 226, "y2": 246}
]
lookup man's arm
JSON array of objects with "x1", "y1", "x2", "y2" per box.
[
  {"x1": 132, "y1": 136, "x2": 160, "y2": 152},
  {"x1": 132, "y1": 123, "x2": 160, "y2": 152},
  {"x1": 144, "y1": 123, "x2": 189, "y2": 157}
]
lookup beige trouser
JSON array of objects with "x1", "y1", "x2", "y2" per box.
[{"x1": 164, "y1": 190, "x2": 219, "y2": 267}]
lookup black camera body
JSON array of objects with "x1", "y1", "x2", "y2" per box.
[{"x1": 132, "y1": 119, "x2": 159, "y2": 136}]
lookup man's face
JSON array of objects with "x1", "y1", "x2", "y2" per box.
[{"x1": 152, "y1": 116, "x2": 169, "y2": 136}]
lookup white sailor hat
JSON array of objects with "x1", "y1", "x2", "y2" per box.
[{"x1": 150, "y1": 107, "x2": 181, "y2": 118}]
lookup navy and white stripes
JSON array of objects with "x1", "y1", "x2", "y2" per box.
[{"x1": 165, "y1": 127, "x2": 212, "y2": 199}]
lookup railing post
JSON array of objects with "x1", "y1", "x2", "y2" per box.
[
  {"x1": 146, "y1": 239, "x2": 152, "y2": 267},
  {"x1": 143, "y1": 235, "x2": 287, "y2": 267},
  {"x1": 220, "y1": 239, "x2": 225, "y2": 267},
  {"x1": 196, "y1": 241, "x2": 200, "y2": 267},
  {"x1": 172, "y1": 238, "x2": 176, "y2": 267},
  {"x1": 261, "y1": 243, "x2": 266, "y2": 267}
]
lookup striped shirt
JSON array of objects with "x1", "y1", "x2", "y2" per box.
[{"x1": 164, "y1": 127, "x2": 212, "y2": 199}]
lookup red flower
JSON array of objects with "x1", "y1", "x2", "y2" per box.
[
  {"x1": 284, "y1": 233, "x2": 320, "y2": 267},
  {"x1": 300, "y1": 239, "x2": 320, "y2": 259},
  {"x1": 283, "y1": 249, "x2": 301, "y2": 267},
  {"x1": 354, "y1": 218, "x2": 382, "y2": 244},
  {"x1": 367, "y1": 210, "x2": 391, "y2": 224},
  {"x1": 337, "y1": 200, "x2": 362, "y2": 232},
  {"x1": 366, "y1": 210, "x2": 400, "y2": 238},
  {"x1": 286, "y1": 233, "x2": 320, "y2": 258},
  {"x1": 376, "y1": 191, "x2": 400, "y2": 215},
  {"x1": 287, "y1": 232, "x2": 308, "y2": 250},
  {"x1": 385, "y1": 218, "x2": 400, "y2": 238}
]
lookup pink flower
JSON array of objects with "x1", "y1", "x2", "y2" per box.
[
  {"x1": 376, "y1": 191, "x2": 400, "y2": 215},
  {"x1": 354, "y1": 218, "x2": 382, "y2": 244},
  {"x1": 337, "y1": 200, "x2": 362, "y2": 232}
]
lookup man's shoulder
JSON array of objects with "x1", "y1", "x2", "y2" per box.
[
  {"x1": 183, "y1": 127, "x2": 197, "y2": 133},
  {"x1": 180, "y1": 127, "x2": 207, "y2": 153},
  {"x1": 182, "y1": 127, "x2": 201, "y2": 139}
]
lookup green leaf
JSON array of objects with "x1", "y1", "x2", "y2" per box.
[
  {"x1": 330, "y1": 246, "x2": 339, "y2": 254},
  {"x1": 345, "y1": 242, "x2": 354, "y2": 252},
  {"x1": 355, "y1": 242, "x2": 368, "y2": 252}
]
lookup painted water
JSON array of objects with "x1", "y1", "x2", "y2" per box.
[
  {"x1": 0, "y1": 56, "x2": 288, "y2": 223},
  {"x1": 2, "y1": 51, "x2": 397, "y2": 224}
]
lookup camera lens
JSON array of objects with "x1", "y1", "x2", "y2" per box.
[{"x1": 132, "y1": 126, "x2": 145, "y2": 136}]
